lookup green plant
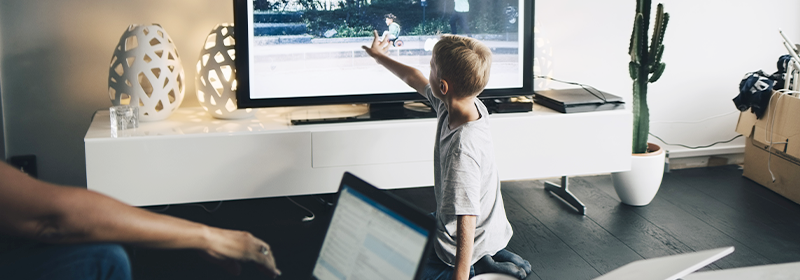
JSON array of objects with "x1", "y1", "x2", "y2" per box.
[
  {"x1": 335, "y1": 24, "x2": 374, "y2": 37},
  {"x1": 628, "y1": 0, "x2": 669, "y2": 154},
  {"x1": 407, "y1": 18, "x2": 449, "y2": 36}
]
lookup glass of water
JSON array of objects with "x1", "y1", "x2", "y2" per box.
[{"x1": 110, "y1": 105, "x2": 139, "y2": 130}]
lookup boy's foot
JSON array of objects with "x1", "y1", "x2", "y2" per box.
[
  {"x1": 474, "y1": 255, "x2": 527, "y2": 279},
  {"x1": 493, "y1": 249, "x2": 532, "y2": 275}
]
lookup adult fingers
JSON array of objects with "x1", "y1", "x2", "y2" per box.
[{"x1": 255, "y1": 243, "x2": 281, "y2": 278}]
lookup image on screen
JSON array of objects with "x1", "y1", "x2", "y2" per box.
[
  {"x1": 313, "y1": 185, "x2": 429, "y2": 280},
  {"x1": 240, "y1": 0, "x2": 529, "y2": 105}
]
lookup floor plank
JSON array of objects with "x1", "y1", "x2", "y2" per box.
[
  {"x1": 672, "y1": 166, "x2": 800, "y2": 229},
  {"x1": 653, "y1": 168, "x2": 800, "y2": 263},
  {"x1": 503, "y1": 181, "x2": 643, "y2": 276},
  {"x1": 125, "y1": 166, "x2": 800, "y2": 280},
  {"x1": 503, "y1": 195, "x2": 590, "y2": 280},
  {"x1": 565, "y1": 177, "x2": 702, "y2": 260},
  {"x1": 587, "y1": 172, "x2": 775, "y2": 269}
]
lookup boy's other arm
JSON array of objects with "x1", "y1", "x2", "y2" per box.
[
  {"x1": 454, "y1": 215, "x2": 476, "y2": 280},
  {"x1": 362, "y1": 30, "x2": 429, "y2": 96}
]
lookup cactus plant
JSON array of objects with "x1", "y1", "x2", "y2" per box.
[{"x1": 629, "y1": 0, "x2": 669, "y2": 154}]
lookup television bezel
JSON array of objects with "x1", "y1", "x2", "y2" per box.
[{"x1": 233, "y1": 0, "x2": 534, "y2": 108}]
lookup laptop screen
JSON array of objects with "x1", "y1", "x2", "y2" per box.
[{"x1": 312, "y1": 184, "x2": 430, "y2": 280}]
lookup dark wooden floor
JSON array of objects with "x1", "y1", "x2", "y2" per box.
[{"x1": 130, "y1": 165, "x2": 800, "y2": 279}]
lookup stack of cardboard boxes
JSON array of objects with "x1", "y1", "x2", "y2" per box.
[{"x1": 736, "y1": 91, "x2": 800, "y2": 204}]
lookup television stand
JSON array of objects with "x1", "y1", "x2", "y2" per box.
[
  {"x1": 545, "y1": 176, "x2": 586, "y2": 215},
  {"x1": 291, "y1": 102, "x2": 435, "y2": 125},
  {"x1": 84, "y1": 104, "x2": 631, "y2": 207}
]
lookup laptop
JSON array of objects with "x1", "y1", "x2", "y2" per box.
[
  {"x1": 311, "y1": 172, "x2": 435, "y2": 280},
  {"x1": 682, "y1": 261, "x2": 800, "y2": 280},
  {"x1": 534, "y1": 88, "x2": 625, "y2": 113},
  {"x1": 593, "y1": 247, "x2": 735, "y2": 280}
]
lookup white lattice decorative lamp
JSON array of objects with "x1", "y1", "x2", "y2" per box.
[
  {"x1": 108, "y1": 24, "x2": 186, "y2": 121},
  {"x1": 196, "y1": 24, "x2": 253, "y2": 119}
]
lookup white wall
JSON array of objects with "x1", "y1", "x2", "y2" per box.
[
  {"x1": 0, "y1": 0, "x2": 232, "y2": 186},
  {"x1": 1, "y1": 0, "x2": 799, "y2": 185},
  {"x1": 535, "y1": 0, "x2": 800, "y2": 158}
]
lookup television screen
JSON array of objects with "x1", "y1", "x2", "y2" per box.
[{"x1": 234, "y1": 0, "x2": 533, "y2": 108}]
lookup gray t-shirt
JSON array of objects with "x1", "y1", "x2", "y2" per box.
[{"x1": 423, "y1": 85, "x2": 513, "y2": 267}]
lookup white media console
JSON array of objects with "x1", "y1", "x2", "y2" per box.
[{"x1": 85, "y1": 103, "x2": 631, "y2": 209}]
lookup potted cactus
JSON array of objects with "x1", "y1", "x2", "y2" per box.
[{"x1": 611, "y1": 0, "x2": 669, "y2": 206}]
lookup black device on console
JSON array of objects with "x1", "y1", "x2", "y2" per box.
[
  {"x1": 233, "y1": 0, "x2": 535, "y2": 123},
  {"x1": 534, "y1": 88, "x2": 624, "y2": 114}
]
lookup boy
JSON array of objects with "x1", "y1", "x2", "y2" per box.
[
  {"x1": 362, "y1": 32, "x2": 531, "y2": 279},
  {"x1": 382, "y1": 13, "x2": 401, "y2": 46}
]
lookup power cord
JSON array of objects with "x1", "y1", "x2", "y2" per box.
[
  {"x1": 762, "y1": 89, "x2": 797, "y2": 182},
  {"x1": 649, "y1": 133, "x2": 743, "y2": 149},
  {"x1": 317, "y1": 197, "x2": 334, "y2": 206},
  {"x1": 650, "y1": 110, "x2": 739, "y2": 124},
  {"x1": 148, "y1": 205, "x2": 170, "y2": 213},
  {"x1": 534, "y1": 75, "x2": 608, "y2": 103},
  {"x1": 188, "y1": 201, "x2": 224, "y2": 213},
  {"x1": 145, "y1": 202, "x2": 223, "y2": 213},
  {"x1": 286, "y1": 197, "x2": 315, "y2": 222}
]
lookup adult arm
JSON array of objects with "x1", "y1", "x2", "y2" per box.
[
  {"x1": 453, "y1": 215, "x2": 476, "y2": 280},
  {"x1": 0, "y1": 162, "x2": 280, "y2": 277},
  {"x1": 362, "y1": 30, "x2": 429, "y2": 95}
]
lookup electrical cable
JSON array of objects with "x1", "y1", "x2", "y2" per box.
[
  {"x1": 648, "y1": 133, "x2": 743, "y2": 150},
  {"x1": 148, "y1": 205, "x2": 170, "y2": 213},
  {"x1": 650, "y1": 110, "x2": 739, "y2": 124},
  {"x1": 147, "y1": 202, "x2": 222, "y2": 214},
  {"x1": 188, "y1": 201, "x2": 224, "y2": 213},
  {"x1": 763, "y1": 89, "x2": 799, "y2": 182},
  {"x1": 317, "y1": 197, "x2": 334, "y2": 206},
  {"x1": 286, "y1": 197, "x2": 315, "y2": 222},
  {"x1": 534, "y1": 75, "x2": 608, "y2": 103},
  {"x1": 766, "y1": 93, "x2": 785, "y2": 182}
]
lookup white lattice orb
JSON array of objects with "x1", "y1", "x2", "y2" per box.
[
  {"x1": 108, "y1": 24, "x2": 186, "y2": 122},
  {"x1": 196, "y1": 24, "x2": 253, "y2": 119}
]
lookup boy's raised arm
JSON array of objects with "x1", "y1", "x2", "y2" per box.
[{"x1": 362, "y1": 30, "x2": 429, "y2": 96}]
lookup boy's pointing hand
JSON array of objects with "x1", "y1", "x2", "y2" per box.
[{"x1": 362, "y1": 30, "x2": 391, "y2": 58}]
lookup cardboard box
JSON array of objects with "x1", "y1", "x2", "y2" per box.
[{"x1": 736, "y1": 91, "x2": 800, "y2": 204}]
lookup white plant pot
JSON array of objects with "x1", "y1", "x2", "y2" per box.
[{"x1": 611, "y1": 143, "x2": 666, "y2": 206}]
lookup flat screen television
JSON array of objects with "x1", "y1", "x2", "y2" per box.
[{"x1": 233, "y1": 0, "x2": 533, "y2": 119}]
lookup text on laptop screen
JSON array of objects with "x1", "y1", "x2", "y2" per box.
[{"x1": 313, "y1": 185, "x2": 429, "y2": 280}]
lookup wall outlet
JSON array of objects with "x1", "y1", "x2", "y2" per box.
[{"x1": 8, "y1": 155, "x2": 37, "y2": 178}]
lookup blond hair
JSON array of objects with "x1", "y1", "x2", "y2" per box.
[{"x1": 432, "y1": 35, "x2": 492, "y2": 97}]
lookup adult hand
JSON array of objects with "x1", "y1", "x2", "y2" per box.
[
  {"x1": 362, "y1": 30, "x2": 391, "y2": 58},
  {"x1": 202, "y1": 227, "x2": 281, "y2": 278}
]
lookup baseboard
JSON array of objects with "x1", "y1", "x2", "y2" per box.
[
  {"x1": 668, "y1": 153, "x2": 744, "y2": 170},
  {"x1": 665, "y1": 145, "x2": 745, "y2": 158}
]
